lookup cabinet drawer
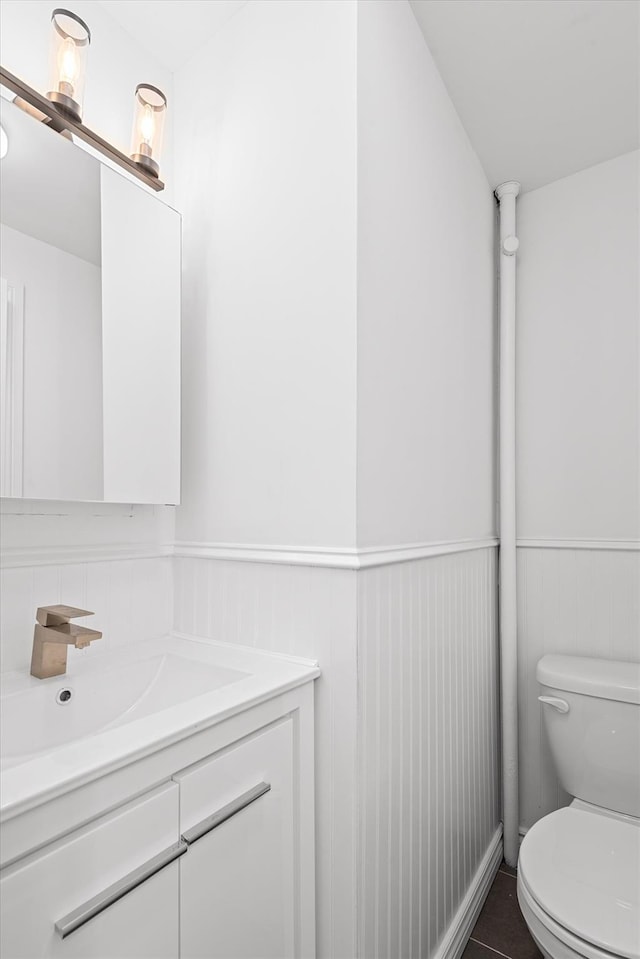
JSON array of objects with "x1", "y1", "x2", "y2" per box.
[
  {"x1": 175, "y1": 720, "x2": 297, "y2": 959},
  {"x1": 0, "y1": 782, "x2": 180, "y2": 959}
]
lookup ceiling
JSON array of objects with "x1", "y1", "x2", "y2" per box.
[
  {"x1": 94, "y1": 0, "x2": 637, "y2": 193},
  {"x1": 409, "y1": 0, "x2": 639, "y2": 192},
  {"x1": 97, "y1": 0, "x2": 247, "y2": 71}
]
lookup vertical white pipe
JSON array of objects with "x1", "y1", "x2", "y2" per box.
[{"x1": 495, "y1": 180, "x2": 521, "y2": 867}]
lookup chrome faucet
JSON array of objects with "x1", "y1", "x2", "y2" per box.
[{"x1": 30, "y1": 605, "x2": 102, "y2": 680}]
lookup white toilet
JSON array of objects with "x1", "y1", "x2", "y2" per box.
[{"x1": 517, "y1": 655, "x2": 640, "y2": 959}]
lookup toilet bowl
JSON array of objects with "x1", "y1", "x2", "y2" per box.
[{"x1": 517, "y1": 655, "x2": 640, "y2": 959}]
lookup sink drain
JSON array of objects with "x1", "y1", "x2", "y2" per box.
[{"x1": 56, "y1": 688, "x2": 73, "y2": 705}]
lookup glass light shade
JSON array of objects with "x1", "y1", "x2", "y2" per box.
[
  {"x1": 130, "y1": 84, "x2": 166, "y2": 179},
  {"x1": 47, "y1": 8, "x2": 90, "y2": 123}
]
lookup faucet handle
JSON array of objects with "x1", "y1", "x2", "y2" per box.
[
  {"x1": 72, "y1": 625, "x2": 102, "y2": 649},
  {"x1": 36, "y1": 605, "x2": 95, "y2": 627}
]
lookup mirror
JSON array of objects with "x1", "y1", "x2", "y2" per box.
[{"x1": 0, "y1": 98, "x2": 180, "y2": 504}]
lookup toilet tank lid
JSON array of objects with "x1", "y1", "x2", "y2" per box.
[{"x1": 537, "y1": 655, "x2": 640, "y2": 704}]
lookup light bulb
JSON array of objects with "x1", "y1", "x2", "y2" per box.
[
  {"x1": 130, "y1": 83, "x2": 166, "y2": 178},
  {"x1": 47, "y1": 10, "x2": 90, "y2": 122},
  {"x1": 58, "y1": 36, "x2": 79, "y2": 92},
  {"x1": 140, "y1": 104, "x2": 155, "y2": 145}
]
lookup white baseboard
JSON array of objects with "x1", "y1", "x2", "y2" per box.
[{"x1": 433, "y1": 825, "x2": 503, "y2": 959}]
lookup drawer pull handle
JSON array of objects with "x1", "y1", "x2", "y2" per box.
[
  {"x1": 182, "y1": 781, "x2": 271, "y2": 846},
  {"x1": 55, "y1": 839, "x2": 187, "y2": 939}
]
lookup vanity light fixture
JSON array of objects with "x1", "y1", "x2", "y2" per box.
[
  {"x1": 130, "y1": 83, "x2": 166, "y2": 178},
  {"x1": 0, "y1": 125, "x2": 7, "y2": 159},
  {"x1": 0, "y1": 7, "x2": 164, "y2": 192},
  {"x1": 0, "y1": 64, "x2": 165, "y2": 192},
  {"x1": 47, "y1": 8, "x2": 90, "y2": 123}
]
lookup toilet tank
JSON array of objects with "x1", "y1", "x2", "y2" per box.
[{"x1": 537, "y1": 655, "x2": 640, "y2": 818}]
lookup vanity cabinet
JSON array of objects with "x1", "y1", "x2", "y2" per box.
[
  {"x1": 0, "y1": 682, "x2": 316, "y2": 959},
  {"x1": 0, "y1": 782, "x2": 180, "y2": 959}
]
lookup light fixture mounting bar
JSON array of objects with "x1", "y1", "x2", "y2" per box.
[{"x1": 0, "y1": 64, "x2": 165, "y2": 193}]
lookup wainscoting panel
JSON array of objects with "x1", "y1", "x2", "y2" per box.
[
  {"x1": 357, "y1": 547, "x2": 500, "y2": 959},
  {"x1": 173, "y1": 557, "x2": 359, "y2": 959},
  {"x1": 0, "y1": 555, "x2": 173, "y2": 673},
  {"x1": 517, "y1": 546, "x2": 640, "y2": 830}
]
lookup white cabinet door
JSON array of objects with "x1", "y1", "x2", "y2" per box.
[
  {"x1": 100, "y1": 168, "x2": 181, "y2": 505},
  {"x1": 176, "y1": 720, "x2": 296, "y2": 959},
  {"x1": 0, "y1": 782, "x2": 181, "y2": 959}
]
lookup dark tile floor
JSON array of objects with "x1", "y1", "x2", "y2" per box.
[{"x1": 462, "y1": 862, "x2": 543, "y2": 959}]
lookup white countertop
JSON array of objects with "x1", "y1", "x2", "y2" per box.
[{"x1": 0, "y1": 634, "x2": 319, "y2": 820}]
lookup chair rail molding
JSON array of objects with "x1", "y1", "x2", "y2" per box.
[
  {"x1": 0, "y1": 542, "x2": 173, "y2": 569},
  {"x1": 516, "y1": 538, "x2": 640, "y2": 551},
  {"x1": 8, "y1": 537, "x2": 636, "y2": 570},
  {"x1": 1, "y1": 538, "x2": 499, "y2": 570},
  {"x1": 173, "y1": 537, "x2": 499, "y2": 569}
]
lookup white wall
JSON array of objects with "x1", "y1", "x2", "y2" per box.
[
  {"x1": 353, "y1": 4, "x2": 500, "y2": 954},
  {"x1": 516, "y1": 150, "x2": 640, "y2": 830},
  {"x1": 0, "y1": 0, "x2": 176, "y2": 662},
  {"x1": 357, "y1": 0, "x2": 496, "y2": 548},
  {"x1": 174, "y1": 0, "x2": 357, "y2": 550},
  {"x1": 1, "y1": 224, "x2": 103, "y2": 501},
  {"x1": 358, "y1": 548, "x2": 500, "y2": 959},
  {"x1": 516, "y1": 151, "x2": 639, "y2": 541}
]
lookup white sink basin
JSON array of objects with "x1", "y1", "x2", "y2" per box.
[
  {"x1": 1, "y1": 651, "x2": 248, "y2": 769},
  {"x1": 0, "y1": 634, "x2": 319, "y2": 820}
]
